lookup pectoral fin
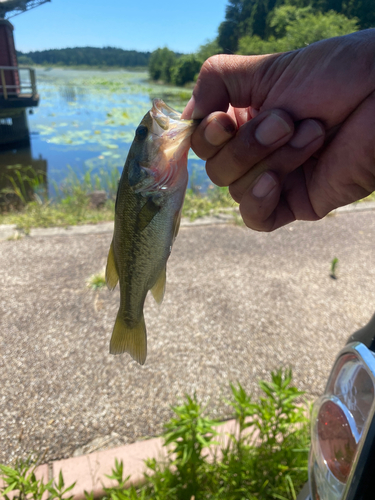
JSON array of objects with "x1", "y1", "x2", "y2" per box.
[
  {"x1": 137, "y1": 197, "x2": 161, "y2": 231},
  {"x1": 110, "y1": 312, "x2": 147, "y2": 365},
  {"x1": 151, "y1": 266, "x2": 166, "y2": 305},
  {"x1": 106, "y1": 241, "x2": 119, "y2": 290}
]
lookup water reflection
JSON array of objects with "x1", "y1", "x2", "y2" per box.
[
  {"x1": 0, "y1": 144, "x2": 47, "y2": 207},
  {"x1": 58, "y1": 84, "x2": 86, "y2": 104}
]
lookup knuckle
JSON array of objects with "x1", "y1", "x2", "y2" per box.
[
  {"x1": 240, "y1": 204, "x2": 273, "y2": 232},
  {"x1": 205, "y1": 160, "x2": 227, "y2": 187},
  {"x1": 228, "y1": 183, "x2": 243, "y2": 203}
]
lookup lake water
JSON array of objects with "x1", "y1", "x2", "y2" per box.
[{"x1": 0, "y1": 68, "x2": 208, "y2": 199}]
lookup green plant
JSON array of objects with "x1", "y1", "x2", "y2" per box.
[
  {"x1": 162, "y1": 393, "x2": 218, "y2": 500},
  {"x1": 330, "y1": 257, "x2": 339, "y2": 279},
  {"x1": 0, "y1": 370, "x2": 310, "y2": 500},
  {"x1": 202, "y1": 369, "x2": 309, "y2": 500},
  {"x1": 0, "y1": 455, "x2": 75, "y2": 500},
  {"x1": 0, "y1": 165, "x2": 47, "y2": 206},
  {"x1": 47, "y1": 470, "x2": 76, "y2": 500},
  {"x1": 0, "y1": 456, "x2": 48, "y2": 500},
  {"x1": 86, "y1": 270, "x2": 106, "y2": 290},
  {"x1": 101, "y1": 459, "x2": 144, "y2": 500},
  {"x1": 142, "y1": 369, "x2": 309, "y2": 500},
  {"x1": 182, "y1": 185, "x2": 235, "y2": 221}
]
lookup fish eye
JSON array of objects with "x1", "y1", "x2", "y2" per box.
[{"x1": 135, "y1": 125, "x2": 148, "y2": 140}]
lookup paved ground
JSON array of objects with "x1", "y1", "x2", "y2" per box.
[{"x1": 1, "y1": 208, "x2": 375, "y2": 465}]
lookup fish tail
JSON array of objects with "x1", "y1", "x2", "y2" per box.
[{"x1": 109, "y1": 312, "x2": 147, "y2": 365}]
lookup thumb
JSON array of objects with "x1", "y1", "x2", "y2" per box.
[{"x1": 182, "y1": 54, "x2": 281, "y2": 119}]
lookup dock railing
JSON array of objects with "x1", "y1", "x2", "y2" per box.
[{"x1": 0, "y1": 66, "x2": 37, "y2": 100}]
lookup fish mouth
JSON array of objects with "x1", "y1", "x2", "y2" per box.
[
  {"x1": 152, "y1": 99, "x2": 182, "y2": 124},
  {"x1": 151, "y1": 98, "x2": 199, "y2": 138}
]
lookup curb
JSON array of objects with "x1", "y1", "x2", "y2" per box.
[
  {"x1": 0, "y1": 213, "x2": 238, "y2": 242},
  {"x1": 1, "y1": 202, "x2": 375, "y2": 242}
]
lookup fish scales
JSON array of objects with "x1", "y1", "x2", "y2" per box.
[{"x1": 105, "y1": 99, "x2": 198, "y2": 365}]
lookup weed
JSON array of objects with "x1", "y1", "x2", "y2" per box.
[
  {"x1": 7, "y1": 232, "x2": 24, "y2": 241},
  {"x1": 0, "y1": 167, "x2": 238, "y2": 230},
  {"x1": 330, "y1": 257, "x2": 339, "y2": 279},
  {"x1": 0, "y1": 369, "x2": 309, "y2": 500},
  {"x1": 362, "y1": 191, "x2": 375, "y2": 202},
  {"x1": 182, "y1": 185, "x2": 236, "y2": 221},
  {"x1": 0, "y1": 454, "x2": 75, "y2": 500},
  {"x1": 87, "y1": 270, "x2": 106, "y2": 290},
  {"x1": 161, "y1": 394, "x2": 218, "y2": 499},
  {"x1": 143, "y1": 368, "x2": 309, "y2": 500}
]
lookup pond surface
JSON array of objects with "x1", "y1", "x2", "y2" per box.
[{"x1": 0, "y1": 68, "x2": 208, "y2": 198}]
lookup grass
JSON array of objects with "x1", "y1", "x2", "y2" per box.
[
  {"x1": 183, "y1": 184, "x2": 237, "y2": 220},
  {"x1": 0, "y1": 368, "x2": 310, "y2": 500},
  {"x1": 330, "y1": 257, "x2": 339, "y2": 279},
  {"x1": 86, "y1": 270, "x2": 106, "y2": 290},
  {"x1": 0, "y1": 165, "x2": 238, "y2": 232},
  {"x1": 363, "y1": 191, "x2": 375, "y2": 202},
  {"x1": 2, "y1": 164, "x2": 373, "y2": 233}
]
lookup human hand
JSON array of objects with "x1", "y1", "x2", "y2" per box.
[{"x1": 182, "y1": 30, "x2": 375, "y2": 231}]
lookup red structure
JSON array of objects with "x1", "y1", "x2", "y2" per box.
[
  {"x1": 0, "y1": 19, "x2": 19, "y2": 95},
  {"x1": 0, "y1": 0, "x2": 48, "y2": 147}
]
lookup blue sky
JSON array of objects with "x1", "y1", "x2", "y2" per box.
[{"x1": 10, "y1": 0, "x2": 228, "y2": 54}]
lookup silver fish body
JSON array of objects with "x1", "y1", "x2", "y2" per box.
[{"x1": 106, "y1": 99, "x2": 198, "y2": 365}]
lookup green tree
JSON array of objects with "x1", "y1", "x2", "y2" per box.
[
  {"x1": 218, "y1": 0, "x2": 246, "y2": 53},
  {"x1": 310, "y1": 0, "x2": 375, "y2": 30},
  {"x1": 238, "y1": 7, "x2": 358, "y2": 54},
  {"x1": 17, "y1": 47, "x2": 151, "y2": 67},
  {"x1": 218, "y1": 0, "x2": 279, "y2": 53},
  {"x1": 148, "y1": 47, "x2": 176, "y2": 82},
  {"x1": 268, "y1": 4, "x2": 313, "y2": 37},
  {"x1": 196, "y1": 38, "x2": 222, "y2": 61},
  {"x1": 170, "y1": 55, "x2": 202, "y2": 86},
  {"x1": 282, "y1": 9, "x2": 358, "y2": 50},
  {"x1": 218, "y1": 0, "x2": 374, "y2": 56}
]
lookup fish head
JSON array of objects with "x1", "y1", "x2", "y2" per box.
[{"x1": 129, "y1": 99, "x2": 199, "y2": 194}]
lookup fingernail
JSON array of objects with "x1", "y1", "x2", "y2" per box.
[
  {"x1": 182, "y1": 95, "x2": 196, "y2": 119},
  {"x1": 252, "y1": 172, "x2": 277, "y2": 198},
  {"x1": 255, "y1": 113, "x2": 292, "y2": 146},
  {"x1": 188, "y1": 96, "x2": 203, "y2": 120},
  {"x1": 290, "y1": 120, "x2": 324, "y2": 148},
  {"x1": 204, "y1": 118, "x2": 235, "y2": 146}
]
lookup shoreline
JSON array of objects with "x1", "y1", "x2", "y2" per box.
[{"x1": 1, "y1": 201, "x2": 375, "y2": 242}]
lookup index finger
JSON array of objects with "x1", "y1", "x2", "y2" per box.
[{"x1": 181, "y1": 53, "x2": 281, "y2": 120}]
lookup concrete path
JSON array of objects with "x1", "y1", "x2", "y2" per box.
[{"x1": 1, "y1": 204, "x2": 375, "y2": 471}]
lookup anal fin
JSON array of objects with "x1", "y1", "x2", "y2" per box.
[
  {"x1": 151, "y1": 266, "x2": 166, "y2": 305},
  {"x1": 106, "y1": 241, "x2": 119, "y2": 290}
]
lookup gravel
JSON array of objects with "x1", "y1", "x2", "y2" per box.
[{"x1": 1, "y1": 210, "x2": 375, "y2": 464}]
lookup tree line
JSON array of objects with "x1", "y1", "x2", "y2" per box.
[
  {"x1": 149, "y1": 0, "x2": 373, "y2": 86},
  {"x1": 16, "y1": 46, "x2": 152, "y2": 67}
]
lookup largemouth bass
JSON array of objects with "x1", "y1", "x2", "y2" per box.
[{"x1": 106, "y1": 99, "x2": 198, "y2": 365}]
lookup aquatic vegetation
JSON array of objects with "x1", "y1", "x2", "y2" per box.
[
  {"x1": 0, "y1": 164, "x2": 236, "y2": 230},
  {"x1": 30, "y1": 71, "x2": 193, "y2": 159}
]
